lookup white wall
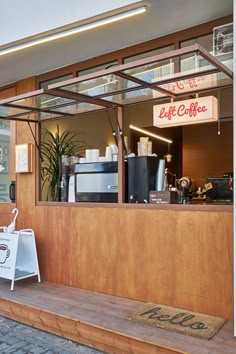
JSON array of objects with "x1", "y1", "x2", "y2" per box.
[{"x1": 0, "y1": 0, "x2": 141, "y2": 46}]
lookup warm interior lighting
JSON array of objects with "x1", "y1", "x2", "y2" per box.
[
  {"x1": 129, "y1": 124, "x2": 173, "y2": 144},
  {"x1": 0, "y1": 6, "x2": 147, "y2": 56}
]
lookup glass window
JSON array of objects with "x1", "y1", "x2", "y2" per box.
[
  {"x1": 180, "y1": 34, "x2": 213, "y2": 52},
  {"x1": 77, "y1": 62, "x2": 119, "y2": 99},
  {"x1": 77, "y1": 62, "x2": 118, "y2": 77},
  {"x1": 39, "y1": 74, "x2": 73, "y2": 89},
  {"x1": 123, "y1": 45, "x2": 174, "y2": 63},
  {"x1": 0, "y1": 87, "x2": 16, "y2": 203},
  {"x1": 123, "y1": 46, "x2": 174, "y2": 100},
  {"x1": 180, "y1": 34, "x2": 213, "y2": 72},
  {"x1": 0, "y1": 119, "x2": 10, "y2": 202}
]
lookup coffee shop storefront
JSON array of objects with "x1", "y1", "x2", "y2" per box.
[{"x1": 0, "y1": 13, "x2": 234, "y2": 354}]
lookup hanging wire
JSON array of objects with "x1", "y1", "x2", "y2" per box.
[
  {"x1": 106, "y1": 109, "x2": 118, "y2": 145},
  {"x1": 112, "y1": 108, "x2": 127, "y2": 155},
  {"x1": 27, "y1": 121, "x2": 44, "y2": 162}
]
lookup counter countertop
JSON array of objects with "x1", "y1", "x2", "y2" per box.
[{"x1": 37, "y1": 201, "x2": 233, "y2": 212}]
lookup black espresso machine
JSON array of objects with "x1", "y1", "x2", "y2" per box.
[{"x1": 74, "y1": 161, "x2": 119, "y2": 202}]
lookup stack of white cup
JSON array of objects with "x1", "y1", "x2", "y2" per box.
[
  {"x1": 81, "y1": 147, "x2": 117, "y2": 163},
  {"x1": 85, "y1": 149, "x2": 92, "y2": 162},
  {"x1": 91, "y1": 149, "x2": 99, "y2": 162},
  {"x1": 105, "y1": 146, "x2": 112, "y2": 161}
]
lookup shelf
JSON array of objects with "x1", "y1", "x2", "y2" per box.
[{"x1": 14, "y1": 269, "x2": 37, "y2": 280}]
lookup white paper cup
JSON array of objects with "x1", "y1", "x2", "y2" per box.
[
  {"x1": 110, "y1": 144, "x2": 118, "y2": 154},
  {"x1": 85, "y1": 149, "x2": 92, "y2": 162},
  {"x1": 92, "y1": 149, "x2": 99, "y2": 162},
  {"x1": 105, "y1": 146, "x2": 112, "y2": 161},
  {"x1": 112, "y1": 153, "x2": 118, "y2": 161}
]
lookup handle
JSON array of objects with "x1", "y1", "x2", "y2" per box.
[{"x1": 9, "y1": 181, "x2": 16, "y2": 203}]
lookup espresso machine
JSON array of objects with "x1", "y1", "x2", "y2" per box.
[{"x1": 74, "y1": 161, "x2": 119, "y2": 202}]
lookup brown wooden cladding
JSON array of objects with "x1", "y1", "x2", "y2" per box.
[
  {"x1": 0, "y1": 299, "x2": 186, "y2": 354},
  {"x1": 15, "y1": 77, "x2": 37, "y2": 212},
  {"x1": 183, "y1": 120, "x2": 233, "y2": 187},
  {"x1": 14, "y1": 205, "x2": 233, "y2": 320}
]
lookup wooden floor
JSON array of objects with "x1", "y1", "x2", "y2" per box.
[{"x1": 0, "y1": 279, "x2": 235, "y2": 354}]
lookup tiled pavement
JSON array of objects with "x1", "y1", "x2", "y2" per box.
[{"x1": 0, "y1": 316, "x2": 106, "y2": 354}]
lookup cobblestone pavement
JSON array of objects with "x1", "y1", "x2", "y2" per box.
[{"x1": 0, "y1": 316, "x2": 106, "y2": 354}]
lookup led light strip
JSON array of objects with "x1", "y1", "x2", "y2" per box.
[
  {"x1": 0, "y1": 6, "x2": 147, "y2": 56},
  {"x1": 129, "y1": 124, "x2": 173, "y2": 144}
]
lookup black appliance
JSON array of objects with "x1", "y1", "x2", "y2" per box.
[
  {"x1": 74, "y1": 161, "x2": 118, "y2": 202},
  {"x1": 59, "y1": 164, "x2": 70, "y2": 202},
  {"x1": 205, "y1": 177, "x2": 233, "y2": 201},
  {"x1": 128, "y1": 156, "x2": 159, "y2": 203},
  {"x1": 59, "y1": 172, "x2": 70, "y2": 202}
]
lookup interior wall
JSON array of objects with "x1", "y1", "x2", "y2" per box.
[
  {"x1": 182, "y1": 87, "x2": 233, "y2": 187},
  {"x1": 183, "y1": 120, "x2": 233, "y2": 187},
  {"x1": 42, "y1": 110, "x2": 115, "y2": 159}
]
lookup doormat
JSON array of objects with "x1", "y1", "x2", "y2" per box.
[{"x1": 126, "y1": 303, "x2": 225, "y2": 340}]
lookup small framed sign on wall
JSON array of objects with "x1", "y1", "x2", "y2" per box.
[{"x1": 15, "y1": 143, "x2": 33, "y2": 173}]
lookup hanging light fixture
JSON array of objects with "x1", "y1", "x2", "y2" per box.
[{"x1": 164, "y1": 143, "x2": 173, "y2": 163}]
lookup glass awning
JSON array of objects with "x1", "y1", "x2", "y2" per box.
[{"x1": 0, "y1": 44, "x2": 233, "y2": 123}]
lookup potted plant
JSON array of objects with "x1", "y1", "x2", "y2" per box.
[{"x1": 41, "y1": 124, "x2": 86, "y2": 201}]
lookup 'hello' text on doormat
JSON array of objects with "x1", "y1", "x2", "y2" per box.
[{"x1": 126, "y1": 303, "x2": 225, "y2": 339}]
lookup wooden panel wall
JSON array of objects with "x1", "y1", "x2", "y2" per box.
[
  {"x1": 15, "y1": 77, "x2": 36, "y2": 211},
  {"x1": 183, "y1": 121, "x2": 233, "y2": 187},
  {"x1": 24, "y1": 205, "x2": 233, "y2": 320}
]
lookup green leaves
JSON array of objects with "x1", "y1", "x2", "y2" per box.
[{"x1": 41, "y1": 125, "x2": 86, "y2": 201}]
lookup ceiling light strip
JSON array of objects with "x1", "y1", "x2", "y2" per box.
[
  {"x1": 0, "y1": 6, "x2": 147, "y2": 56},
  {"x1": 130, "y1": 124, "x2": 173, "y2": 144}
]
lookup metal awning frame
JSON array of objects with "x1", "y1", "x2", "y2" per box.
[{"x1": 0, "y1": 44, "x2": 233, "y2": 123}]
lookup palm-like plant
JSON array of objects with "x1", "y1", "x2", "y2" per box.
[{"x1": 41, "y1": 125, "x2": 86, "y2": 201}]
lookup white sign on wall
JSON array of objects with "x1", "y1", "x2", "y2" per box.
[{"x1": 153, "y1": 96, "x2": 218, "y2": 128}]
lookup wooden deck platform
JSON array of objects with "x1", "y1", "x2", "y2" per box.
[{"x1": 0, "y1": 279, "x2": 235, "y2": 354}]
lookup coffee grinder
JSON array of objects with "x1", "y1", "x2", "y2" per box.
[{"x1": 176, "y1": 176, "x2": 192, "y2": 204}]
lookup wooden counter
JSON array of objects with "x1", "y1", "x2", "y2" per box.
[
  {"x1": 37, "y1": 200, "x2": 233, "y2": 211},
  {"x1": 11, "y1": 202, "x2": 233, "y2": 321}
]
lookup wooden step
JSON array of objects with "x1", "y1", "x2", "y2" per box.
[{"x1": 0, "y1": 279, "x2": 235, "y2": 354}]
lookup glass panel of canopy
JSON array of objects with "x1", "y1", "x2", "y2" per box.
[{"x1": 0, "y1": 44, "x2": 232, "y2": 122}]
